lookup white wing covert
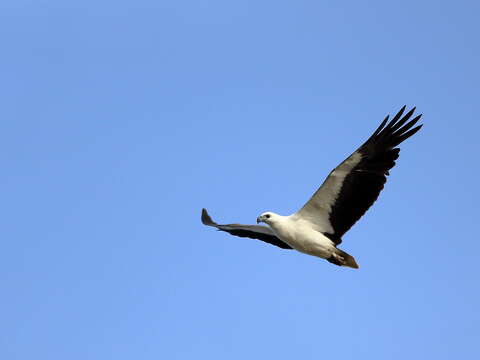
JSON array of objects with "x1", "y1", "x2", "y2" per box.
[{"x1": 293, "y1": 106, "x2": 422, "y2": 245}]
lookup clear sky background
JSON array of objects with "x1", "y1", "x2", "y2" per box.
[{"x1": 2, "y1": 1, "x2": 479, "y2": 359}]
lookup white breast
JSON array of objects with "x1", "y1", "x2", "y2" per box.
[{"x1": 269, "y1": 216, "x2": 336, "y2": 259}]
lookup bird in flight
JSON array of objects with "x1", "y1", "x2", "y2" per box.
[{"x1": 201, "y1": 106, "x2": 422, "y2": 269}]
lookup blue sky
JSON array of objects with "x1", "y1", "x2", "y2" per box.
[{"x1": 2, "y1": 1, "x2": 479, "y2": 359}]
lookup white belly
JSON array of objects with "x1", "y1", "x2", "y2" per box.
[{"x1": 270, "y1": 219, "x2": 336, "y2": 259}]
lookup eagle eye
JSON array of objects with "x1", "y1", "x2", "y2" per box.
[{"x1": 265, "y1": 214, "x2": 271, "y2": 219}]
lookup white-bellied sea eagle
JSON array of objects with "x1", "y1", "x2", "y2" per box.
[{"x1": 201, "y1": 106, "x2": 422, "y2": 269}]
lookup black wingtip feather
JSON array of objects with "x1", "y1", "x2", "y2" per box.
[
  {"x1": 370, "y1": 115, "x2": 389, "y2": 139},
  {"x1": 391, "y1": 105, "x2": 406, "y2": 122},
  {"x1": 391, "y1": 124, "x2": 423, "y2": 147},
  {"x1": 380, "y1": 105, "x2": 408, "y2": 135},
  {"x1": 201, "y1": 208, "x2": 217, "y2": 226},
  {"x1": 392, "y1": 114, "x2": 422, "y2": 137},
  {"x1": 366, "y1": 106, "x2": 422, "y2": 149},
  {"x1": 389, "y1": 107, "x2": 416, "y2": 133}
]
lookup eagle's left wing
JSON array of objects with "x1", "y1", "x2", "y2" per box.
[{"x1": 293, "y1": 106, "x2": 422, "y2": 245}]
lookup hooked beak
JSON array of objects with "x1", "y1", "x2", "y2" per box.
[{"x1": 256, "y1": 216, "x2": 262, "y2": 224}]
